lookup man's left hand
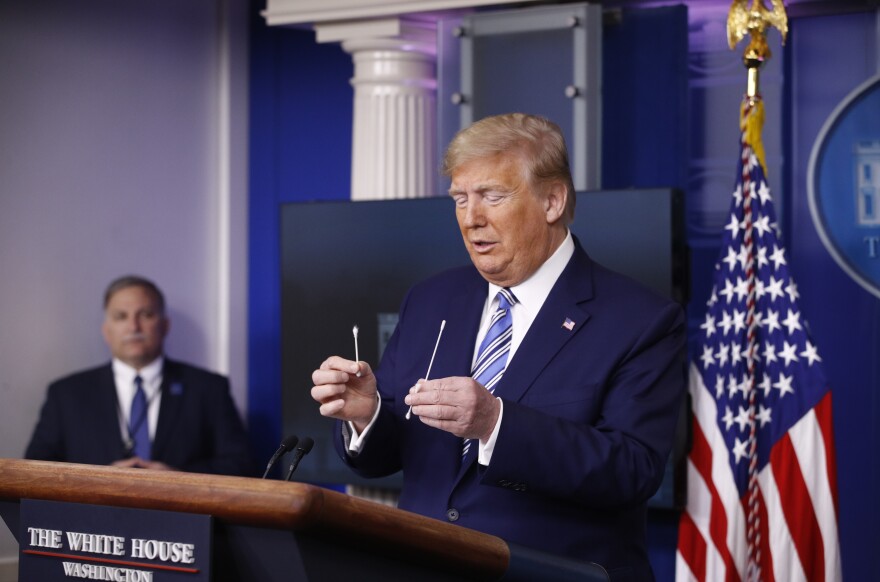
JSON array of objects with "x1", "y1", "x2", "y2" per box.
[{"x1": 404, "y1": 377, "x2": 500, "y2": 441}]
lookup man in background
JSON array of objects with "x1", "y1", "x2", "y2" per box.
[
  {"x1": 311, "y1": 113, "x2": 686, "y2": 581},
  {"x1": 26, "y1": 275, "x2": 252, "y2": 476}
]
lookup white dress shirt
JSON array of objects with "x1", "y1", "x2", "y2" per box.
[
  {"x1": 474, "y1": 231, "x2": 574, "y2": 464},
  {"x1": 112, "y1": 356, "x2": 164, "y2": 451}
]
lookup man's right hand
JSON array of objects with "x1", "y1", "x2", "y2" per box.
[{"x1": 311, "y1": 356, "x2": 378, "y2": 433}]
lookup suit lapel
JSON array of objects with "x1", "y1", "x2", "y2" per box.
[
  {"x1": 152, "y1": 360, "x2": 184, "y2": 459},
  {"x1": 98, "y1": 364, "x2": 128, "y2": 459},
  {"x1": 494, "y1": 245, "x2": 595, "y2": 406},
  {"x1": 454, "y1": 246, "x2": 595, "y2": 480},
  {"x1": 440, "y1": 274, "x2": 488, "y2": 378},
  {"x1": 433, "y1": 273, "x2": 487, "y2": 485}
]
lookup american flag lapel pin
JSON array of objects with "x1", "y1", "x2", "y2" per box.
[
  {"x1": 562, "y1": 318, "x2": 575, "y2": 331},
  {"x1": 170, "y1": 382, "x2": 184, "y2": 396}
]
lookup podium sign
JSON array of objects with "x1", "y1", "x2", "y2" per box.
[{"x1": 19, "y1": 499, "x2": 211, "y2": 581}]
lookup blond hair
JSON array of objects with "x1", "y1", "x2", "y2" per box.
[{"x1": 442, "y1": 113, "x2": 576, "y2": 222}]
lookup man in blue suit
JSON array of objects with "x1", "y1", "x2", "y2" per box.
[
  {"x1": 26, "y1": 275, "x2": 252, "y2": 476},
  {"x1": 311, "y1": 113, "x2": 686, "y2": 581}
]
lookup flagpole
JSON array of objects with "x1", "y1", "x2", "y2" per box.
[{"x1": 726, "y1": 2, "x2": 788, "y2": 580}]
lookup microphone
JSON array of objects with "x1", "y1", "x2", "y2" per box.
[
  {"x1": 262, "y1": 434, "x2": 299, "y2": 479},
  {"x1": 284, "y1": 437, "x2": 314, "y2": 481}
]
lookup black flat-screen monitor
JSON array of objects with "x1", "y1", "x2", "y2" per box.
[{"x1": 281, "y1": 189, "x2": 688, "y2": 509}]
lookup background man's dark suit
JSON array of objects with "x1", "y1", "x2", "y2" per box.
[
  {"x1": 337, "y1": 242, "x2": 686, "y2": 582},
  {"x1": 26, "y1": 359, "x2": 253, "y2": 476}
]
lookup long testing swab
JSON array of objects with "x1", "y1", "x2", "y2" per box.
[
  {"x1": 406, "y1": 320, "x2": 446, "y2": 420},
  {"x1": 352, "y1": 325, "x2": 361, "y2": 377}
]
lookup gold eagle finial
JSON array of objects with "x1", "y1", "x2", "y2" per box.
[
  {"x1": 727, "y1": 0, "x2": 788, "y2": 59},
  {"x1": 728, "y1": 0, "x2": 788, "y2": 99}
]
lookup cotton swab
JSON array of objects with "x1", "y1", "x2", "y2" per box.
[
  {"x1": 406, "y1": 320, "x2": 446, "y2": 420},
  {"x1": 352, "y1": 325, "x2": 361, "y2": 377}
]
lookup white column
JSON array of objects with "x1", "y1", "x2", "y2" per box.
[{"x1": 317, "y1": 19, "x2": 437, "y2": 200}]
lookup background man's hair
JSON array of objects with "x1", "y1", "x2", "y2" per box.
[{"x1": 103, "y1": 275, "x2": 166, "y2": 314}]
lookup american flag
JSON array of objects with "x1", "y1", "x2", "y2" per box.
[{"x1": 676, "y1": 98, "x2": 842, "y2": 582}]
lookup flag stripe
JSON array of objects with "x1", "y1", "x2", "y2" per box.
[
  {"x1": 694, "y1": 370, "x2": 748, "y2": 579},
  {"x1": 676, "y1": 550, "x2": 700, "y2": 582},
  {"x1": 815, "y1": 392, "x2": 839, "y2": 514},
  {"x1": 683, "y1": 444, "x2": 733, "y2": 580},
  {"x1": 788, "y1": 405, "x2": 842, "y2": 581},
  {"x1": 680, "y1": 368, "x2": 744, "y2": 582},
  {"x1": 677, "y1": 511, "x2": 707, "y2": 581},
  {"x1": 771, "y1": 433, "x2": 826, "y2": 581},
  {"x1": 760, "y1": 462, "x2": 806, "y2": 582}
]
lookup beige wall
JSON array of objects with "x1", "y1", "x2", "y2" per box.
[{"x1": 0, "y1": 0, "x2": 249, "y2": 564}]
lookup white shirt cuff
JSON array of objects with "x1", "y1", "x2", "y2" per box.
[
  {"x1": 346, "y1": 393, "x2": 382, "y2": 453},
  {"x1": 478, "y1": 398, "x2": 503, "y2": 466}
]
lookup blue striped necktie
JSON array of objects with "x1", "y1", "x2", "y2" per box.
[
  {"x1": 129, "y1": 375, "x2": 151, "y2": 460},
  {"x1": 462, "y1": 287, "x2": 517, "y2": 460}
]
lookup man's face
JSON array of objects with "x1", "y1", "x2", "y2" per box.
[
  {"x1": 101, "y1": 285, "x2": 168, "y2": 370},
  {"x1": 450, "y1": 153, "x2": 566, "y2": 287}
]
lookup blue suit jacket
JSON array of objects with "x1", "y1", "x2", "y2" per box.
[
  {"x1": 337, "y1": 243, "x2": 686, "y2": 581},
  {"x1": 25, "y1": 359, "x2": 253, "y2": 476}
]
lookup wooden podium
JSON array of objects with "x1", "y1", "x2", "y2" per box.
[{"x1": 0, "y1": 459, "x2": 609, "y2": 581}]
